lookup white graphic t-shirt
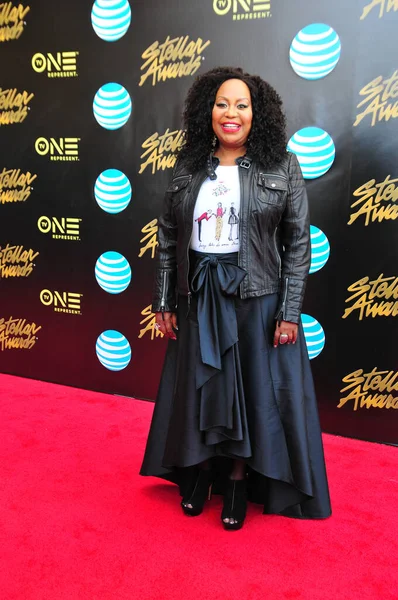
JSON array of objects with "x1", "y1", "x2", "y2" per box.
[{"x1": 190, "y1": 165, "x2": 240, "y2": 253}]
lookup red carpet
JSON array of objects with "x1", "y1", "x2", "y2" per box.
[{"x1": 0, "y1": 374, "x2": 397, "y2": 600}]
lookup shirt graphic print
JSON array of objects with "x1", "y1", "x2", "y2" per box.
[{"x1": 190, "y1": 165, "x2": 240, "y2": 254}]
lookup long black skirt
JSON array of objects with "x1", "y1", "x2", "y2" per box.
[{"x1": 140, "y1": 256, "x2": 331, "y2": 519}]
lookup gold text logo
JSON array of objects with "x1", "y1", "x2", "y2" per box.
[
  {"x1": 0, "y1": 167, "x2": 36, "y2": 204},
  {"x1": 138, "y1": 219, "x2": 158, "y2": 259},
  {"x1": 213, "y1": 0, "x2": 271, "y2": 20},
  {"x1": 0, "y1": 2, "x2": 30, "y2": 42},
  {"x1": 138, "y1": 305, "x2": 164, "y2": 340},
  {"x1": 0, "y1": 87, "x2": 33, "y2": 125},
  {"x1": 37, "y1": 216, "x2": 81, "y2": 240},
  {"x1": 32, "y1": 51, "x2": 79, "y2": 78},
  {"x1": 139, "y1": 35, "x2": 211, "y2": 87},
  {"x1": 40, "y1": 289, "x2": 82, "y2": 315},
  {"x1": 349, "y1": 175, "x2": 398, "y2": 226},
  {"x1": 360, "y1": 0, "x2": 398, "y2": 20},
  {"x1": 35, "y1": 137, "x2": 80, "y2": 161},
  {"x1": 139, "y1": 128, "x2": 185, "y2": 175},
  {"x1": 0, "y1": 244, "x2": 38, "y2": 278},
  {"x1": 354, "y1": 70, "x2": 398, "y2": 127},
  {"x1": 342, "y1": 274, "x2": 398, "y2": 320},
  {"x1": 339, "y1": 368, "x2": 398, "y2": 411},
  {"x1": 0, "y1": 316, "x2": 41, "y2": 351}
]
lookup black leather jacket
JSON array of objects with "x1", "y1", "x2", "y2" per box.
[{"x1": 152, "y1": 152, "x2": 310, "y2": 324}]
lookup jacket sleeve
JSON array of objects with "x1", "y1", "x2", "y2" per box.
[
  {"x1": 275, "y1": 152, "x2": 311, "y2": 324},
  {"x1": 151, "y1": 184, "x2": 178, "y2": 314}
]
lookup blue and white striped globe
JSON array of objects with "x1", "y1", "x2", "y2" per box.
[
  {"x1": 94, "y1": 169, "x2": 131, "y2": 214},
  {"x1": 310, "y1": 225, "x2": 330, "y2": 274},
  {"x1": 287, "y1": 127, "x2": 335, "y2": 179},
  {"x1": 96, "y1": 330, "x2": 131, "y2": 371},
  {"x1": 95, "y1": 251, "x2": 131, "y2": 294},
  {"x1": 301, "y1": 314, "x2": 325, "y2": 360},
  {"x1": 93, "y1": 83, "x2": 132, "y2": 130},
  {"x1": 91, "y1": 0, "x2": 131, "y2": 42},
  {"x1": 290, "y1": 23, "x2": 341, "y2": 80}
]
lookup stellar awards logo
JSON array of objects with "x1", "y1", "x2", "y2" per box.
[
  {"x1": 32, "y1": 51, "x2": 79, "y2": 78},
  {"x1": 0, "y1": 316, "x2": 41, "y2": 351},
  {"x1": 213, "y1": 0, "x2": 271, "y2": 20},
  {"x1": 0, "y1": 2, "x2": 30, "y2": 42},
  {"x1": 0, "y1": 167, "x2": 36, "y2": 204},
  {"x1": 0, "y1": 87, "x2": 34, "y2": 125}
]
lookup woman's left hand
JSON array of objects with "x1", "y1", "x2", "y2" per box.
[{"x1": 273, "y1": 320, "x2": 298, "y2": 348}]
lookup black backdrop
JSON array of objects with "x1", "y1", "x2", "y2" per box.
[{"x1": 0, "y1": 0, "x2": 397, "y2": 443}]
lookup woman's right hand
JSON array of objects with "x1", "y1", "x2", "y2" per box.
[{"x1": 155, "y1": 312, "x2": 178, "y2": 340}]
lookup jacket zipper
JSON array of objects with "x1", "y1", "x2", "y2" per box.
[
  {"x1": 273, "y1": 229, "x2": 282, "y2": 278},
  {"x1": 280, "y1": 277, "x2": 289, "y2": 320},
  {"x1": 160, "y1": 271, "x2": 168, "y2": 314}
]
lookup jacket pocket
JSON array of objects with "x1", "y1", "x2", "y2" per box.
[
  {"x1": 257, "y1": 173, "x2": 288, "y2": 206},
  {"x1": 167, "y1": 174, "x2": 192, "y2": 206}
]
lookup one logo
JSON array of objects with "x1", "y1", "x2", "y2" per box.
[
  {"x1": 95, "y1": 251, "x2": 131, "y2": 294},
  {"x1": 96, "y1": 330, "x2": 131, "y2": 371},
  {"x1": 37, "y1": 216, "x2": 81, "y2": 240},
  {"x1": 0, "y1": 316, "x2": 41, "y2": 351},
  {"x1": 35, "y1": 137, "x2": 80, "y2": 161},
  {"x1": 139, "y1": 36, "x2": 211, "y2": 87},
  {"x1": 213, "y1": 0, "x2": 271, "y2": 20},
  {"x1": 94, "y1": 169, "x2": 131, "y2": 213},
  {"x1": 0, "y1": 244, "x2": 39, "y2": 278},
  {"x1": 32, "y1": 51, "x2": 79, "y2": 78},
  {"x1": 40, "y1": 289, "x2": 82, "y2": 315},
  {"x1": 0, "y1": 3, "x2": 30, "y2": 42},
  {"x1": 301, "y1": 314, "x2": 325, "y2": 360},
  {"x1": 0, "y1": 168, "x2": 37, "y2": 204},
  {"x1": 0, "y1": 87, "x2": 34, "y2": 125},
  {"x1": 91, "y1": 0, "x2": 131, "y2": 41},
  {"x1": 290, "y1": 24, "x2": 341, "y2": 80},
  {"x1": 339, "y1": 368, "x2": 398, "y2": 412},
  {"x1": 139, "y1": 128, "x2": 185, "y2": 175},
  {"x1": 309, "y1": 226, "x2": 330, "y2": 274},
  {"x1": 93, "y1": 83, "x2": 132, "y2": 130},
  {"x1": 287, "y1": 127, "x2": 335, "y2": 179}
]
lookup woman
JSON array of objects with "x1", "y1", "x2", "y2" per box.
[{"x1": 140, "y1": 67, "x2": 331, "y2": 530}]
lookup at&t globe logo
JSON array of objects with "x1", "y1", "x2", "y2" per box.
[
  {"x1": 310, "y1": 225, "x2": 330, "y2": 274},
  {"x1": 287, "y1": 127, "x2": 335, "y2": 179},
  {"x1": 96, "y1": 330, "x2": 131, "y2": 371},
  {"x1": 91, "y1": 0, "x2": 131, "y2": 42},
  {"x1": 94, "y1": 169, "x2": 131, "y2": 213},
  {"x1": 301, "y1": 314, "x2": 325, "y2": 360},
  {"x1": 290, "y1": 24, "x2": 341, "y2": 80},
  {"x1": 93, "y1": 83, "x2": 132, "y2": 130},
  {"x1": 95, "y1": 251, "x2": 131, "y2": 294}
]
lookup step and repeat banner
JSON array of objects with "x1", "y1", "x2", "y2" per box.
[{"x1": 0, "y1": 0, "x2": 397, "y2": 443}]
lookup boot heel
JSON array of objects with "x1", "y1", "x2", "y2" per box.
[
  {"x1": 181, "y1": 468, "x2": 214, "y2": 517},
  {"x1": 221, "y1": 479, "x2": 247, "y2": 530}
]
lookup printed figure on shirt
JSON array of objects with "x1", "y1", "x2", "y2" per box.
[
  {"x1": 215, "y1": 202, "x2": 226, "y2": 241},
  {"x1": 228, "y1": 203, "x2": 239, "y2": 241},
  {"x1": 195, "y1": 209, "x2": 213, "y2": 242}
]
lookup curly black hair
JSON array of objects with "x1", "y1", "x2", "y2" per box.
[{"x1": 177, "y1": 67, "x2": 287, "y2": 172}]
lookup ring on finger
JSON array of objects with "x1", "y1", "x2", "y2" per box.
[
  {"x1": 154, "y1": 323, "x2": 160, "y2": 330},
  {"x1": 279, "y1": 333, "x2": 289, "y2": 344}
]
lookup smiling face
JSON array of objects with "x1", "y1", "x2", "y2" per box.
[{"x1": 212, "y1": 78, "x2": 253, "y2": 151}]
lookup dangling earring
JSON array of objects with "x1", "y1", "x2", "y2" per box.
[{"x1": 212, "y1": 135, "x2": 218, "y2": 151}]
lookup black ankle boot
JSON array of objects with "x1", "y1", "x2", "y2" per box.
[
  {"x1": 221, "y1": 478, "x2": 247, "y2": 530},
  {"x1": 181, "y1": 467, "x2": 214, "y2": 517}
]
